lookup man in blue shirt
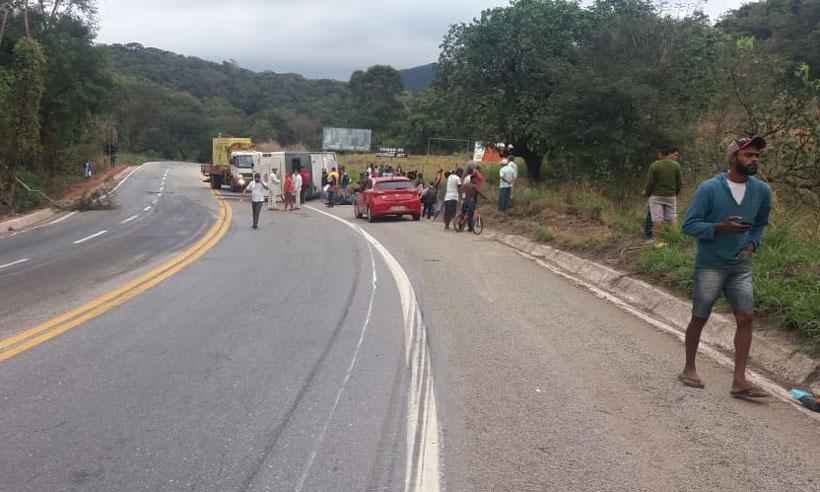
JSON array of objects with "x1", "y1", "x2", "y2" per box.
[{"x1": 680, "y1": 136, "x2": 771, "y2": 399}]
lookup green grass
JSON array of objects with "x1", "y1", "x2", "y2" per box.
[
  {"x1": 638, "y1": 221, "x2": 820, "y2": 351},
  {"x1": 534, "y1": 226, "x2": 556, "y2": 243},
  {"x1": 492, "y1": 176, "x2": 820, "y2": 351}
]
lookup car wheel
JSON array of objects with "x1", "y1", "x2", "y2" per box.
[
  {"x1": 367, "y1": 206, "x2": 375, "y2": 223},
  {"x1": 413, "y1": 214, "x2": 420, "y2": 221}
]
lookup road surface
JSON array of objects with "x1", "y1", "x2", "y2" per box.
[{"x1": 1, "y1": 166, "x2": 820, "y2": 491}]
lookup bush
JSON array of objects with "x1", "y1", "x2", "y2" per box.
[{"x1": 534, "y1": 226, "x2": 555, "y2": 243}]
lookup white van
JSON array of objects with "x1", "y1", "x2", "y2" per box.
[{"x1": 258, "y1": 152, "x2": 318, "y2": 200}]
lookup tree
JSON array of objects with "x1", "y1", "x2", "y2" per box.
[
  {"x1": 3, "y1": 36, "x2": 46, "y2": 211},
  {"x1": 348, "y1": 65, "x2": 404, "y2": 135},
  {"x1": 436, "y1": 0, "x2": 588, "y2": 179}
]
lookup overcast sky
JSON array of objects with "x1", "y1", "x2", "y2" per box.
[{"x1": 96, "y1": 0, "x2": 747, "y2": 81}]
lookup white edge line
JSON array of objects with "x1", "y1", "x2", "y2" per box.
[
  {"x1": 144, "y1": 206, "x2": 151, "y2": 212},
  {"x1": 121, "y1": 215, "x2": 139, "y2": 224},
  {"x1": 109, "y1": 165, "x2": 142, "y2": 194},
  {"x1": 0, "y1": 258, "x2": 30, "y2": 270},
  {"x1": 513, "y1": 250, "x2": 820, "y2": 422},
  {"x1": 305, "y1": 206, "x2": 441, "y2": 492},
  {"x1": 45, "y1": 211, "x2": 77, "y2": 226},
  {"x1": 73, "y1": 230, "x2": 107, "y2": 245}
]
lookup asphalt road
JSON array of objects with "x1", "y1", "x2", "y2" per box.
[
  {"x1": 2, "y1": 168, "x2": 820, "y2": 491},
  {"x1": 0, "y1": 162, "x2": 216, "y2": 338}
]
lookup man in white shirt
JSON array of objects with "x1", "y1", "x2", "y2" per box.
[
  {"x1": 267, "y1": 169, "x2": 281, "y2": 211},
  {"x1": 508, "y1": 156, "x2": 519, "y2": 194},
  {"x1": 443, "y1": 168, "x2": 463, "y2": 230},
  {"x1": 243, "y1": 173, "x2": 269, "y2": 229},
  {"x1": 498, "y1": 160, "x2": 515, "y2": 212},
  {"x1": 292, "y1": 169, "x2": 303, "y2": 209}
]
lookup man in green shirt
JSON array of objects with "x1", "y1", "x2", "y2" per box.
[{"x1": 645, "y1": 146, "x2": 683, "y2": 246}]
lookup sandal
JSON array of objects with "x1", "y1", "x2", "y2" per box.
[
  {"x1": 678, "y1": 373, "x2": 705, "y2": 389},
  {"x1": 731, "y1": 386, "x2": 769, "y2": 399}
]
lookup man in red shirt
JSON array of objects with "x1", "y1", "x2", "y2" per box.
[{"x1": 299, "y1": 167, "x2": 311, "y2": 204}]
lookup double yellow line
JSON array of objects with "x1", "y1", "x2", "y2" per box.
[{"x1": 0, "y1": 193, "x2": 232, "y2": 363}]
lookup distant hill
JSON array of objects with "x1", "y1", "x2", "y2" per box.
[
  {"x1": 102, "y1": 43, "x2": 350, "y2": 118},
  {"x1": 399, "y1": 63, "x2": 437, "y2": 91}
]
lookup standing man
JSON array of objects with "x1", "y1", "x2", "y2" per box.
[
  {"x1": 645, "y1": 146, "x2": 683, "y2": 247},
  {"x1": 498, "y1": 159, "x2": 514, "y2": 212},
  {"x1": 326, "y1": 167, "x2": 338, "y2": 207},
  {"x1": 293, "y1": 168, "x2": 303, "y2": 210},
  {"x1": 243, "y1": 173, "x2": 269, "y2": 229},
  {"x1": 299, "y1": 166, "x2": 311, "y2": 206},
  {"x1": 267, "y1": 169, "x2": 281, "y2": 211},
  {"x1": 443, "y1": 168, "x2": 463, "y2": 230},
  {"x1": 509, "y1": 157, "x2": 518, "y2": 197},
  {"x1": 283, "y1": 172, "x2": 295, "y2": 211},
  {"x1": 680, "y1": 136, "x2": 771, "y2": 398}
]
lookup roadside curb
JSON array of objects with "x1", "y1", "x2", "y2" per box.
[
  {"x1": 1, "y1": 208, "x2": 59, "y2": 233},
  {"x1": 483, "y1": 231, "x2": 820, "y2": 390},
  {"x1": 0, "y1": 166, "x2": 138, "y2": 236}
]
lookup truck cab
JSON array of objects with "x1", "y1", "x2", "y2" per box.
[{"x1": 229, "y1": 151, "x2": 261, "y2": 192}]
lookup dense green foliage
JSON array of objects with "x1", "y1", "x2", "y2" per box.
[
  {"x1": 433, "y1": 0, "x2": 820, "y2": 193},
  {"x1": 0, "y1": 1, "x2": 113, "y2": 211}
]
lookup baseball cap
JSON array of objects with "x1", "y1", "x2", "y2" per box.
[{"x1": 726, "y1": 135, "x2": 766, "y2": 161}]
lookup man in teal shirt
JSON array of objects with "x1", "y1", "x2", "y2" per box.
[{"x1": 679, "y1": 136, "x2": 771, "y2": 398}]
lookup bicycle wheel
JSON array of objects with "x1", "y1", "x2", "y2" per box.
[{"x1": 473, "y1": 213, "x2": 484, "y2": 235}]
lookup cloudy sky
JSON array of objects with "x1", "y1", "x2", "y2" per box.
[{"x1": 96, "y1": 0, "x2": 747, "y2": 81}]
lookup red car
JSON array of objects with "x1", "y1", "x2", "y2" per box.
[{"x1": 354, "y1": 177, "x2": 421, "y2": 222}]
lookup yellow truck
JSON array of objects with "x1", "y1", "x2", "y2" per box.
[{"x1": 203, "y1": 137, "x2": 259, "y2": 191}]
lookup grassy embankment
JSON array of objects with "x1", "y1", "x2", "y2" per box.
[{"x1": 339, "y1": 153, "x2": 820, "y2": 351}]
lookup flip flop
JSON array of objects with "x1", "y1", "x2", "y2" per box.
[
  {"x1": 731, "y1": 386, "x2": 769, "y2": 399},
  {"x1": 678, "y1": 373, "x2": 705, "y2": 389}
]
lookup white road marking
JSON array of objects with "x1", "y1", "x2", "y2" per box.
[
  {"x1": 121, "y1": 215, "x2": 139, "y2": 224},
  {"x1": 45, "y1": 211, "x2": 77, "y2": 226},
  {"x1": 144, "y1": 206, "x2": 151, "y2": 212},
  {"x1": 306, "y1": 206, "x2": 441, "y2": 492},
  {"x1": 514, "y1": 250, "x2": 820, "y2": 423},
  {"x1": 295, "y1": 240, "x2": 378, "y2": 492},
  {"x1": 0, "y1": 258, "x2": 30, "y2": 270},
  {"x1": 157, "y1": 193, "x2": 162, "y2": 198},
  {"x1": 73, "y1": 230, "x2": 107, "y2": 244}
]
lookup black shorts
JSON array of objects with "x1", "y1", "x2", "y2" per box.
[{"x1": 444, "y1": 200, "x2": 458, "y2": 220}]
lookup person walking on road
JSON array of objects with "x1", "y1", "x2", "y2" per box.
[
  {"x1": 293, "y1": 168, "x2": 303, "y2": 210},
  {"x1": 267, "y1": 169, "x2": 281, "y2": 211},
  {"x1": 443, "y1": 168, "x2": 463, "y2": 230},
  {"x1": 498, "y1": 159, "x2": 515, "y2": 212},
  {"x1": 243, "y1": 173, "x2": 269, "y2": 229},
  {"x1": 645, "y1": 146, "x2": 683, "y2": 247},
  {"x1": 680, "y1": 136, "x2": 771, "y2": 398}
]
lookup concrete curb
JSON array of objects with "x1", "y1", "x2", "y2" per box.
[
  {"x1": 1, "y1": 208, "x2": 58, "y2": 233},
  {"x1": 484, "y1": 231, "x2": 819, "y2": 389}
]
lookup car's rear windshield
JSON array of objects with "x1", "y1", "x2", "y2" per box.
[{"x1": 376, "y1": 181, "x2": 414, "y2": 190}]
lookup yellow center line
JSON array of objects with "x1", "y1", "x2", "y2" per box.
[{"x1": 0, "y1": 191, "x2": 233, "y2": 363}]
